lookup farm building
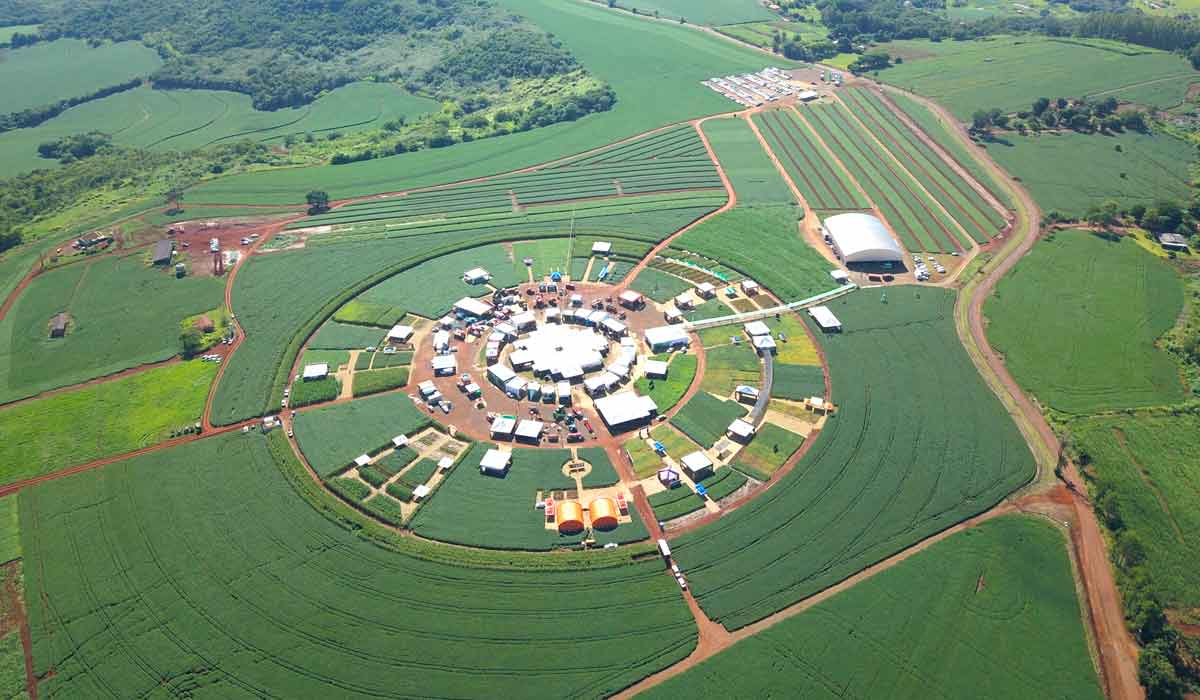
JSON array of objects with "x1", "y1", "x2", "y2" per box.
[
  {"x1": 511, "y1": 311, "x2": 537, "y2": 331},
  {"x1": 644, "y1": 325, "x2": 690, "y2": 353},
  {"x1": 302, "y1": 363, "x2": 329, "y2": 381},
  {"x1": 830, "y1": 269, "x2": 850, "y2": 284},
  {"x1": 431, "y1": 354, "x2": 457, "y2": 376},
  {"x1": 151, "y1": 239, "x2": 174, "y2": 265},
  {"x1": 354, "y1": 454, "x2": 371, "y2": 469},
  {"x1": 674, "y1": 292, "x2": 694, "y2": 310},
  {"x1": 592, "y1": 241, "x2": 612, "y2": 255},
  {"x1": 479, "y1": 448, "x2": 511, "y2": 476},
  {"x1": 570, "y1": 293, "x2": 584, "y2": 307},
  {"x1": 412, "y1": 484, "x2": 431, "y2": 501},
  {"x1": 796, "y1": 89, "x2": 819, "y2": 101},
  {"x1": 557, "y1": 380, "x2": 572, "y2": 403},
  {"x1": 727, "y1": 418, "x2": 756, "y2": 442},
  {"x1": 735, "y1": 385, "x2": 760, "y2": 404},
  {"x1": 808, "y1": 306, "x2": 842, "y2": 332},
  {"x1": 490, "y1": 415, "x2": 517, "y2": 438},
  {"x1": 1159, "y1": 233, "x2": 1190, "y2": 251},
  {"x1": 584, "y1": 375, "x2": 609, "y2": 397},
  {"x1": 680, "y1": 451, "x2": 714, "y2": 481},
  {"x1": 696, "y1": 282, "x2": 716, "y2": 299},
  {"x1": 618, "y1": 290, "x2": 645, "y2": 309},
  {"x1": 743, "y1": 320, "x2": 770, "y2": 337},
  {"x1": 515, "y1": 420, "x2": 544, "y2": 443},
  {"x1": 505, "y1": 376, "x2": 528, "y2": 398},
  {"x1": 821, "y1": 213, "x2": 904, "y2": 264},
  {"x1": 432, "y1": 330, "x2": 451, "y2": 352},
  {"x1": 556, "y1": 501, "x2": 585, "y2": 534},
  {"x1": 601, "y1": 318, "x2": 628, "y2": 337},
  {"x1": 589, "y1": 498, "x2": 620, "y2": 530},
  {"x1": 741, "y1": 279, "x2": 760, "y2": 296},
  {"x1": 644, "y1": 360, "x2": 669, "y2": 379},
  {"x1": 453, "y1": 297, "x2": 493, "y2": 319},
  {"x1": 594, "y1": 391, "x2": 659, "y2": 430},
  {"x1": 753, "y1": 335, "x2": 777, "y2": 355},
  {"x1": 664, "y1": 307, "x2": 684, "y2": 324},
  {"x1": 387, "y1": 325, "x2": 414, "y2": 344},
  {"x1": 49, "y1": 313, "x2": 68, "y2": 338},
  {"x1": 463, "y1": 267, "x2": 491, "y2": 284}
]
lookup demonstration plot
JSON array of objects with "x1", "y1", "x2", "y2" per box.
[
  {"x1": 985, "y1": 230, "x2": 1185, "y2": 413},
  {"x1": 753, "y1": 109, "x2": 871, "y2": 210},
  {"x1": 20, "y1": 432, "x2": 697, "y2": 698},
  {"x1": 645, "y1": 516, "x2": 1103, "y2": 699},
  {"x1": 672, "y1": 287, "x2": 1035, "y2": 629}
]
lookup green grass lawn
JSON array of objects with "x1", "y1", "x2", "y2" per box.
[
  {"x1": 985, "y1": 231, "x2": 1185, "y2": 413},
  {"x1": 731, "y1": 423, "x2": 804, "y2": 480},
  {"x1": 0, "y1": 253, "x2": 224, "y2": 404},
  {"x1": 875, "y1": 35, "x2": 1197, "y2": 120},
  {"x1": 983, "y1": 130, "x2": 1193, "y2": 217},
  {"x1": 634, "y1": 353, "x2": 697, "y2": 412},
  {"x1": 0, "y1": 360, "x2": 216, "y2": 488},
  {"x1": 701, "y1": 117, "x2": 796, "y2": 206},
  {"x1": 671, "y1": 392, "x2": 747, "y2": 447},
  {"x1": 644, "y1": 516, "x2": 1103, "y2": 699}
]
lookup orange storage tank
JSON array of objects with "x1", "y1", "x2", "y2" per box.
[
  {"x1": 556, "y1": 501, "x2": 585, "y2": 534},
  {"x1": 589, "y1": 497, "x2": 620, "y2": 531}
]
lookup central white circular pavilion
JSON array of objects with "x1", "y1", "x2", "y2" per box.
[{"x1": 508, "y1": 324, "x2": 610, "y2": 379}]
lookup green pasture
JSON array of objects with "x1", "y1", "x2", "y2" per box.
[
  {"x1": 718, "y1": 17, "x2": 829, "y2": 48},
  {"x1": 293, "y1": 391, "x2": 431, "y2": 477},
  {"x1": 672, "y1": 392, "x2": 747, "y2": 447},
  {"x1": 701, "y1": 117, "x2": 795, "y2": 205},
  {"x1": 0, "y1": 24, "x2": 39, "y2": 43},
  {"x1": 510, "y1": 239, "x2": 572, "y2": 280},
  {"x1": 753, "y1": 109, "x2": 871, "y2": 210},
  {"x1": 142, "y1": 205, "x2": 301, "y2": 227},
  {"x1": 609, "y1": 0, "x2": 774, "y2": 25},
  {"x1": 0, "y1": 83, "x2": 435, "y2": 178},
  {"x1": 1074, "y1": 413, "x2": 1200, "y2": 610},
  {"x1": 984, "y1": 130, "x2": 1193, "y2": 217},
  {"x1": 986, "y1": 231, "x2": 1185, "y2": 413},
  {"x1": 0, "y1": 253, "x2": 223, "y2": 404},
  {"x1": 0, "y1": 39, "x2": 160, "y2": 115},
  {"x1": 875, "y1": 36, "x2": 1197, "y2": 120},
  {"x1": 731, "y1": 423, "x2": 804, "y2": 480},
  {"x1": 20, "y1": 431, "x2": 697, "y2": 697},
  {"x1": 634, "y1": 353, "x2": 698, "y2": 412},
  {"x1": 647, "y1": 516, "x2": 1102, "y2": 699},
  {"x1": 672, "y1": 287, "x2": 1035, "y2": 629},
  {"x1": 0, "y1": 360, "x2": 214, "y2": 488},
  {"x1": 411, "y1": 445, "x2": 646, "y2": 549},
  {"x1": 186, "y1": 0, "x2": 783, "y2": 204},
  {"x1": 669, "y1": 205, "x2": 830, "y2": 301}
]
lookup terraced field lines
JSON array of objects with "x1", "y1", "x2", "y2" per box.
[
  {"x1": 839, "y1": 89, "x2": 998, "y2": 245},
  {"x1": 820, "y1": 102, "x2": 967, "y2": 253},
  {"x1": 752, "y1": 110, "x2": 865, "y2": 210},
  {"x1": 802, "y1": 105, "x2": 953, "y2": 253}
]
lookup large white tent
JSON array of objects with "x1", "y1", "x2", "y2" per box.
[{"x1": 821, "y1": 212, "x2": 904, "y2": 263}]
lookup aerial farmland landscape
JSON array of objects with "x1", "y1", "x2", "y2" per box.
[{"x1": 1, "y1": 0, "x2": 1199, "y2": 697}]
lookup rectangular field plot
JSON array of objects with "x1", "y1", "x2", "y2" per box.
[
  {"x1": 644, "y1": 516, "x2": 1103, "y2": 699},
  {"x1": 410, "y1": 445, "x2": 647, "y2": 549},
  {"x1": 649, "y1": 486, "x2": 706, "y2": 522},
  {"x1": 308, "y1": 322, "x2": 387, "y2": 350},
  {"x1": 769, "y1": 363, "x2": 825, "y2": 401},
  {"x1": 700, "y1": 118, "x2": 794, "y2": 205},
  {"x1": 556, "y1": 124, "x2": 708, "y2": 167},
  {"x1": 20, "y1": 432, "x2": 697, "y2": 698},
  {"x1": 293, "y1": 391, "x2": 432, "y2": 477},
  {"x1": 670, "y1": 286, "x2": 1035, "y2": 629},
  {"x1": 752, "y1": 109, "x2": 870, "y2": 210},
  {"x1": 730, "y1": 423, "x2": 804, "y2": 481},
  {"x1": 671, "y1": 393, "x2": 748, "y2": 448}
]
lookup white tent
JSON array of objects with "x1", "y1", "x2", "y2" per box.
[
  {"x1": 594, "y1": 391, "x2": 658, "y2": 428},
  {"x1": 644, "y1": 325, "x2": 690, "y2": 352},
  {"x1": 480, "y1": 449, "x2": 511, "y2": 475}
]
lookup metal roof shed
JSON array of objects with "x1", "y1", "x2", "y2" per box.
[
  {"x1": 480, "y1": 449, "x2": 511, "y2": 475},
  {"x1": 302, "y1": 363, "x2": 329, "y2": 381},
  {"x1": 490, "y1": 416, "x2": 517, "y2": 436},
  {"x1": 743, "y1": 320, "x2": 771, "y2": 337},
  {"x1": 644, "y1": 360, "x2": 669, "y2": 379},
  {"x1": 431, "y1": 354, "x2": 458, "y2": 375},
  {"x1": 808, "y1": 305, "x2": 842, "y2": 332},
  {"x1": 515, "y1": 420, "x2": 544, "y2": 442}
]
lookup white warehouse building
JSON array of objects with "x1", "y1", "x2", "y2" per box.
[{"x1": 821, "y1": 212, "x2": 904, "y2": 264}]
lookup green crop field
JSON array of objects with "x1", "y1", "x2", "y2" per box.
[
  {"x1": 629, "y1": 267, "x2": 694, "y2": 302},
  {"x1": 646, "y1": 516, "x2": 1103, "y2": 699},
  {"x1": 635, "y1": 353, "x2": 698, "y2": 412},
  {"x1": 1073, "y1": 414, "x2": 1200, "y2": 610},
  {"x1": 730, "y1": 423, "x2": 804, "y2": 480},
  {"x1": 803, "y1": 103, "x2": 969, "y2": 252},
  {"x1": 293, "y1": 391, "x2": 432, "y2": 477},
  {"x1": 19, "y1": 431, "x2": 698, "y2": 697},
  {"x1": 651, "y1": 424, "x2": 702, "y2": 459},
  {"x1": 332, "y1": 299, "x2": 406, "y2": 327},
  {"x1": 701, "y1": 117, "x2": 795, "y2": 205},
  {"x1": 884, "y1": 90, "x2": 1015, "y2": 211},
  {"x1": 698, "y1": 468, "x2": 747, "y2": 501},
  {"x1": 699, "y1": 343, "x2": 761, "y2": 397},
  {"x1": 626, "y1": 436, "x2": 664, "y2": 478},
  {"x1": 671, "y1": 287, "x2": 1035, "y2": 629},
  {"x1": 411, "y1": 445, "x2": 647, "y2": 549},
  {"x1": 649, "y1": 485, "x2": 706, "y2": 522},
  {"x1": 0, "y1": 83, "x2": 435, "y2": 178},
  {"x1": 753, "y1": 109, "x2": 871, "y2": 210},
  {"x1": 876, "y1": 36, "x2": 1197, "y2": 120},
  {"x1": 672, "y1": 392, "x2": 748, "y2": 447},
  {"x1": 186, "y1": 0, "x2": 782, "y2": 205},
  {"x1": 668, "y1": 206, "x2": 831, "y2": 302},
  {"x1": 771, "y1": 363, "x2": 825, "y2": 401},
  {"x1": 308, "y1": 321, "x2": 387, "y2": 350},
  {"x1": 0, "y1": 496, "x2": 19, "y2": 565},
  {"x1": 0, "y1": 254, "x2": 224, "y2": 404},
  {"x1": 985, "y1": 231, "x2": 1185, "y2": 413},
  {"x1": 0, "y1": 39, "x2": 161, "y2": 114},
  {"x1": 351, "y1": 367, "x2": 410, "y2": 397},
  {"x1": 358, "y1": 244, "x2": 525, "y2": 318},
  {"x1": 608, "y1": 0, "x2": 775, "y2": 25},
  {"x1": 984, "y1": 130, "x2": 1193, "y2": 217},
  {"x1": 510, "y1": 239, "x2": 572, "y2": 280},
  {"x1": 0, "y1": 360, "x2": 215, "y2": 488}
]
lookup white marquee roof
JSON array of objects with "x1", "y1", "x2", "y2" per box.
[
  {"x1": 594, "y1": 391, "x2": 658, "y2": 426},
  {"x1": 822, "y1": 212, "x2": 904, "y2": 263}
]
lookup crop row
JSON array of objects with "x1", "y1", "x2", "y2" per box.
[
  {"x1": 752, "y1": 109, "x2": 869, "y2": 210},
  {"x1": 559, "y1": 123, "x2": 709, "y2": 167},
  {"x1": 839, "y1": 88, "x2": 1004, "y2": 242},
  {"x1": 669, "y1": 287, "x2": 1036, "y2": 630},
  {"x1": 803, "y1": 104, "x2": 965, "y2": 253}
]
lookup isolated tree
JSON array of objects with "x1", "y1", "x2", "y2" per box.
[
  {"x1": 306, "y1": 190, "x2": 330, "y2": 215},
  {"x1": 180, "y1": 327, "x2": 205, "y2": 358},
  {"x1": 971, "y1": 109, "x2": 992, "y2": 132},
  {"x1": 165, "y1": 186, "x2": 185, "y2": 215},
  {"x1": 1032, "y1": 96, "x2": 1051, "y2": 115}
]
